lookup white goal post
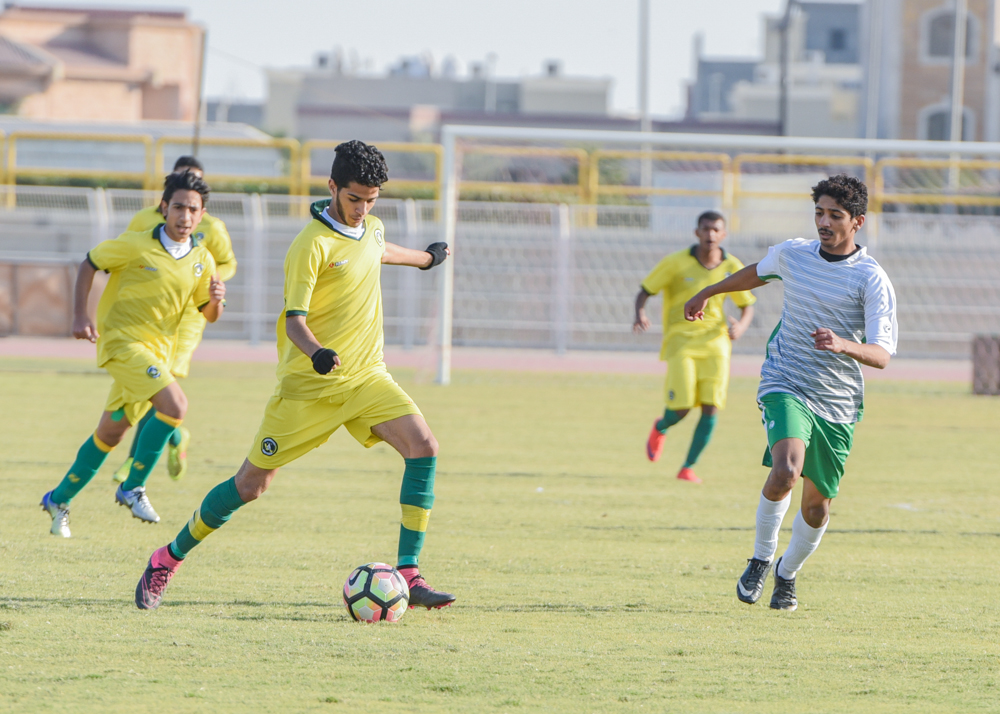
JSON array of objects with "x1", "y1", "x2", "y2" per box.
[{"x1": 435, "y1": 124, "x2": 1000, "y2": 384}]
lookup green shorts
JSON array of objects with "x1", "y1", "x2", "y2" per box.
[{"x1": 759, "y1": 392, "x2": 854, "y2": 499}]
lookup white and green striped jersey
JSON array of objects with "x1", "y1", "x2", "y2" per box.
[{"x1": 756, "y1": 238, "x2": 897, "y2": 424}]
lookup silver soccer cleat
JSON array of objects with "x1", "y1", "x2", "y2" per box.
[
  {"x1": 115, "y1": 485, "x2": 160, "y2": 523},
  {"x1": 40, "y1": 490, "x2": 71, "y2": 537}
]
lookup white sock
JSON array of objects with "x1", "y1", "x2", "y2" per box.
[
  {"x1": 776, "y1": 510, "x2": 827, "y2": 579},
  {"x1": 753, "y1": 491, "x2": 791, "y2": 562}
]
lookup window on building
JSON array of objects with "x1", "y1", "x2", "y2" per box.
[
  {"x1": 923, "y1": 107, "x2": 972, "y2": 141},
  {"x1": 829, "y1": 28, "x2": 847, "y2": 52},
  {"x1": 927, "y1": 12, "x2": 975, "y2": 58}
]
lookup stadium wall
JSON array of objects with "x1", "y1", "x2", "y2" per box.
[{"x1": 0, "y1": 185, "x2": 995, "y2": 359}]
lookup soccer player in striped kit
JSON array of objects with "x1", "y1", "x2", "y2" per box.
[{"x1": 683, "y1": 175, "x2": 897, "y2": 611}]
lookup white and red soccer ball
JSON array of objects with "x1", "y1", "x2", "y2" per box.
[{"x1": 343, "y1": 563, "x2": 409, "y2": 623}]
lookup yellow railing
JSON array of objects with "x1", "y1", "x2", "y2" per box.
[
  {"x1": 155, "y1": 136, "x2": 301, "y2": 195},
  {"x1": 873, "y1": 156, "x2": 1000, "y2": 210},
  {"x1": 301, "y1": 140, "x2": 442, "y2": 198},
  {"x1": 456, "y1": 144, "x2": 590, "y2": 200},
  {"x1": 6, "y1": 131, "x2": 155, "y2": 189},
  {"x1": 589, "y1": 150, "x2": 732, "y2": 207},
  {"x1": 731, "y1": 154, "x2": 875, "y2": 210},
  {"x1": 4, "y1": 130, "x2": 1000, "y2": 210}
]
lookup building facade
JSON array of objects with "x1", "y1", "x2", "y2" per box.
[
  {"x1": 0, "y1": 4, "x2": 204, "y2": 122},
  {"x1": 864, "y1": 0, "x2": 999, "y2": 140}
]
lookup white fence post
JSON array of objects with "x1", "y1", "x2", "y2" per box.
[
  {"x1": 89, "y1": 187, "x2": 111, "y2": 245},
  {"x1": 247, "y1": 193, "x2": 266, "y2": 345},
  {"x1": 553, "y1": 203, "x2": 572, "y2": 354},
  {"x1": 436, "y1": 133, "x2": 459, "y2": 385}
]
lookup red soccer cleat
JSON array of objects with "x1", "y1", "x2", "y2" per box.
[
  {"x1": 646, "y1": 420, "x2": 666, "y2": 462},
  {"x1": 676, "y1": 467, "x2": 702, "y2": 484}
]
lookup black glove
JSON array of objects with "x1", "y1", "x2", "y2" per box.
[
  {"x1": 421, "y1": 242, "x2": 449, "y2": 270},
  {"x1": 311, "y1": 347, "x2": 338, "y2": 375}
]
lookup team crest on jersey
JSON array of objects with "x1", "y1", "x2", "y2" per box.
[
  {"x1": 195, "y1": 232, "x2": 205, "y2": 241},
  {"x1": 194, "y1": 263, "x2": 204, "y2": 277},
  {"x1": 374, "y1": 228, "x2": 384, "y2": 247},
  {"x1": 261, "y1": 438, "x2": 278, "y2": 456},
  {"x1": 146, "y1": 365, "x2": 161, "y2": 379}
]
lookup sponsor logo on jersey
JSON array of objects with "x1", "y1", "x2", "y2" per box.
[
  {"x1": 333, "y1": 259, "x2": 349, "y2": 267},
  {"x1": 668, "y1": 390, "x2": 675, "y2": 401},
  {"x1": 374, "y1": 228, "x2": 384, "y2": 247},
  {"x1": 194, "y1": 263, "x2": 204, "y2": 277},
  {"x1": 261, "y1": 438, "x2": 278, "y2": 456},
  {"x1": 138, "y1": 264, "x2": 158, "y2": 272},
  {"x1": 146, "y1": 365, "x2": 161, "y2": 379}
]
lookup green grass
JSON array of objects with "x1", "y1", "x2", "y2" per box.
[{"x1": 1, "y1": 358, "x2": 998, "y2": 713}]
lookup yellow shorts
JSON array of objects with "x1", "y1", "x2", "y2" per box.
[
  {"x1": 103, "y1": 344, "x2": 175, "y2": 425},
  {"x1": 171, "y1": 302, "x2": 207, "y2": 379},
  {"x1": 665, "y1": 351, "x2": 730, "y2": 410},
  {"x1": 247, "y1": 370, "x2": 422, "y2": 469}
]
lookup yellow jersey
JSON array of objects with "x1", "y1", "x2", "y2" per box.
[
  {"x1": 126, "y1": 206, "x2": 237, "y2": 282},
  {"x1": 641, "y1": 246, "x2": 756, "y2": 360},
  {"x1": 88, "y1": 227, "x2": 217, "y2": 368},
  {"x1": 275, "y1": 200, "x2": 388, "y2": 400}
]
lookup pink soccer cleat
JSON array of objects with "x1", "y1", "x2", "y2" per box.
[
  {"x1": 676, "y1": 467, "x2": 702, "y2": 484},
  {"x1": 135, "y1": 545, "x2": 182, "y2": 610},
  {"x1": 646, "y1": 420, "x2": 666, "y2": 462}
]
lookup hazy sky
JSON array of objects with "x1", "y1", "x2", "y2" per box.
[{"x1": 49, "y1": 0, "x2": 786, "y2": 117}]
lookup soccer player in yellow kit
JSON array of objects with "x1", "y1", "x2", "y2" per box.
[
  {"x1": 40, "y1": 171, "x2": 226, "y2": 537},
  {"x1": 134, "y1": 140, "x2": 455, "y2": 612},
  {"x1": 633, "y1": 211, "x2": 755, "y2": 483},
  {"x1": 112, "y1": 156, "x2": 237, "y2": 482}
]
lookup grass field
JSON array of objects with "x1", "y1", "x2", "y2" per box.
[{"x1": 1, "y1": 356, "x2": 998, "y2": 713}]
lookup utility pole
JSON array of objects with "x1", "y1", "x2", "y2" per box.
[
  {"x1": 948, "y1": 0, "x2": 968, "y2": 142},
  {"x1": 638, "y1": 0, "x2": 652, "y2": 186},
  {"x1": 864, "y1": 0, "x2": 883, "y2": 139},
  {"x1": 192, "y1": 28, "x2": 207, "y2": 157},
  {"x1": 948, "y1": 0, "x2": 968, "y2": 194},
  {"x1": 778, "y1": 0, "x2": 796, "y2": 137}
]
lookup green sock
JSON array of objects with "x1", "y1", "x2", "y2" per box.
[
  {"x1": 656, "y1": 409, "x2": 683, "y2": 434},
  {"x1": 683, "y1": 413, "x2": 718, "y2": 468},
  {"x1": 168, "y1": 427, "x2": 183, "y2": 447},
  {"x1": 51, "y1": 435, "x2": 113, "y2": 504},
  {"x1": 128, "y1": 408, "x2": 156, "y2": 459},
  {"x1": 170, "y1": 476, "x2": 246, "y2": 560},
  {"x1": 397, "y1": 456, "x2": 436, "y2": 567},
  {"x1": 121, "y1": 413, "x2": 180, "y2": 491}
]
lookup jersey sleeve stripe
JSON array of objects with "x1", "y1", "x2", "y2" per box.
[
  {"x1": 286, "y1": 310, "x2": 308, "y2": 317},
  {"x1": 86, "y1": 252, "x2": 100, "y2": 271}
]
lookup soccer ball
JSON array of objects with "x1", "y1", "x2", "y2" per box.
[{"x1": 343, "y1": 563, "x2": 409, "y2": 623}]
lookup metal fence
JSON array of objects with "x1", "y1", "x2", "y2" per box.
[{"x1": 0, "y1": 185, "x2": 996, "y2": 359}]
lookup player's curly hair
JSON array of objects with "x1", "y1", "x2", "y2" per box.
[
  {"x1": 330, "y1": 140, "x2": 389, "y2": 188},
  {"x1": 811, "y1": 174, "x2": 867, "y2": 217},
  {"x1": 162, "y1": 169, "x2": 209, "y2": 207}
]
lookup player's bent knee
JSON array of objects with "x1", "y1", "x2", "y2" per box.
[
  {"x1": 767, "y1": 462, "x2": 799, "y2": 490},
  {"x1": 802, "y1": 502, "x2": 829, "y2": 528},
  {"x1": 408, "y1": 434, "x2": 438, "y2": 459}
]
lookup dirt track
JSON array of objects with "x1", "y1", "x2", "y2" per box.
[{"x1": 0, "y1": 336, "x2": 971, "y2": 383}]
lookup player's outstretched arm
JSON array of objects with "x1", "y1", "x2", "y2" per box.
[
  {"x1": 684, "y1": 264, "x2": 766, "y2": 321},
  {"x1": 382, "y1": 241, "x2": 450, "y2": 268},
  {"x1": 632, "y1": 288, "x2": 653, "y2": 334},
  {"x1": 72, "y1": 258, "x2": 99, "y2": 342},
  {"x1": 286, "y1": 315, "x2": 342, "y2": 374},
  {"x1": 811, "y1": 328, "x2": 891, "y2": 369}
]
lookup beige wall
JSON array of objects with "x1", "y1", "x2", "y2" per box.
[
  {"x1": 0, "y1": 9, "x2": 203, "y2": 123},
  {"x1": 18, "y1": 79, "x2": 141, "y2": 121},
  {"x1": 899, "y1": 0, "x2": 991, "y2": 139}
]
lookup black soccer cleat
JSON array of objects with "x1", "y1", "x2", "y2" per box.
[
  {"x1": 407, "y1": 574, "x2": 456, "y2": 610},
  {"x1": 769, "y1": 557, "x2": 798, "y2": 611},
  {"x1": 737, "y1": 557, "x2": 773, "y2": 604}
]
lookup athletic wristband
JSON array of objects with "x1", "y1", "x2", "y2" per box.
[
  {"x1": 421, "y1": 242, "x2": 448, "y2": 270},
  {"x1": 310, "y1": 347, "x2": 338, "y2": 375}
]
